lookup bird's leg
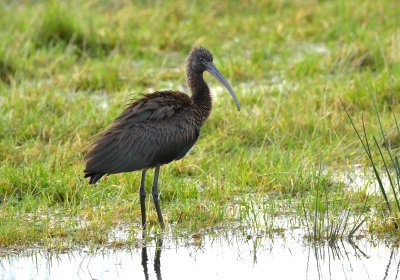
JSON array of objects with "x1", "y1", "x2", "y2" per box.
[
  {"x1": 151, "y1": 165, "x2": 164, "y2": 227},
  {"x1": 139, "y1": 170, "x2": 147, "y2": 229}
]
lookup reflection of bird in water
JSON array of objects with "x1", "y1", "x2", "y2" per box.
[
  {"x1": 83, "y1": 46, "x2": 240, "y2": 228},
  {"x1": 142, "y1": 238, "x2": 163, "y2": 280}
]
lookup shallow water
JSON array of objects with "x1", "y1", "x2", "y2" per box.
[
  {"x1": 1, "y1": 232, "x2": 399, "y2": 280},
  {"x1": 335, "y1": 165, "x2": 393, "y2": 195},
  {"x1": 1, "y1": 167, "x2": 397, "y2": 280}
]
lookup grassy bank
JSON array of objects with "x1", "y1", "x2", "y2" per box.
[{"x1": 0, "y1": 0, "x2": 400, "y2": 246}]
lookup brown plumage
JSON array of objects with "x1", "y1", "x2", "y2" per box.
[{"x1": 83, "y1": 46, "x2": 240, "y2": 228}]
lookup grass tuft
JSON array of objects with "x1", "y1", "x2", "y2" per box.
[
  {"x1": 343, "y1": 88, "x2": 400, "y2": 234},
  {"x1": 34, "y1": 3, "x2": 116, "y2": 56},
  {"x1": 0, "y1": 49, "x2": 16, "y2": 83}
]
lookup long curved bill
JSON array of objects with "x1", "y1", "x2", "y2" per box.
[{"x1": 203, "y1": 61, "x2": 240, "y2": 111}]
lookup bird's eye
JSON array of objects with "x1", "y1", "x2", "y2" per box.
[{"x1": 200, "y1": 58, "x2": 205, "y2": 62}]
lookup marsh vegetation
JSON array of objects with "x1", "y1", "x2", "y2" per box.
[{"x1": 0, "y1": 0, "x2": 399, "y2": 249}]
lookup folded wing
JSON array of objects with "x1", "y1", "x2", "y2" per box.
[{"x1": 83, "y1": 91, "x2": 200, "y2": 182}]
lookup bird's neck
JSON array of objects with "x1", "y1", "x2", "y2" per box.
[{"x1": 187, "y1": 72, "x2": 212, "y2": 123}]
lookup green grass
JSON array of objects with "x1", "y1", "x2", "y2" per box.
[
  {"x1": 343, "y1": 90, "x2": 400, "y2": 235},
  {"x1": 0, "y1": 0, "x2": 400, "y2": 246}
]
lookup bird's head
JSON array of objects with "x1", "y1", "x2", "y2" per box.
[
  {"x1": 186, "y1": 46, "x2": 240, "y2": 111},
  {"x1": 186, "y1": 46, "x2": 214, "y2": 74}
]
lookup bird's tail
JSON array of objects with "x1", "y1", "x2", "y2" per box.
[{"x1": 84, "y1": 172, "x2": 106, "y2": 184}]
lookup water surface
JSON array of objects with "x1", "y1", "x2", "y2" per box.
[{"x1": 1, "y1": 231, "x2": 399, "y2": 280}]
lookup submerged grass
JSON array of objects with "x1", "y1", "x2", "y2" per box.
[
  {"x1": 0, "y1": 0, "x2": 399, "y2": 246},
  {"x1": 301, "y1": 163, "x2": 368, "y2": 243}
]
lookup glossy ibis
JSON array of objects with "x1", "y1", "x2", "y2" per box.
[{"x1": 83, "y1": 46, "x2": 240, "y2": 228}]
